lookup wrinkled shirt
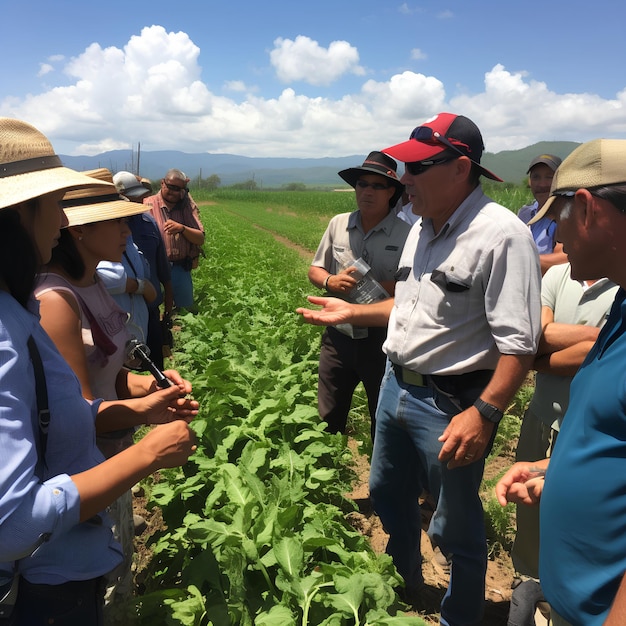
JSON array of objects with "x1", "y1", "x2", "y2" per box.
[
  {"x1": 97, "y1": 237, "x2": 151, "y2": 343},
  {"x1": 518, "y1": 200, "x2": 556, "y2": 254},
  {"x1": 385, "y1": 186, "x2": 542, "y2": 374}
]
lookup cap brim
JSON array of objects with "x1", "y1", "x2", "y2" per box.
[
  {"x1": 527, "y1": 196, "x2": 556, "y2": 225},
  {"x1": 0, "y1": 166, "x2": 113, "y2": 210},
  {"x1": 383, "y1": 139, "x2": 503, "y2": 182},
  {"x1": 122, "y1": 186, "x2": 151, "y2": 199},
  {"x1": 383, "y1": 139, "x2": 444, "y2": 163},
  {"x1": 338, "y1": 166, "x2": 405, "y2": 206},
  {"x1": 64, "y1": 199, "x2": 149, "y2": 227}
]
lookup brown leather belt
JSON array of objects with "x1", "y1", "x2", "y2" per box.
[{"x1": 391, "y1": 362, "x2": 427, "y2": 387}]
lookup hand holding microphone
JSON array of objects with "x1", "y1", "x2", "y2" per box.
[{"x1": 127, "y1": 339, "x2": 174, "y2": 388}]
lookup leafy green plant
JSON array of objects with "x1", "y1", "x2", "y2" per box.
[{"x1": 136, "y1": 205, "x2": 425, "y2": 625}]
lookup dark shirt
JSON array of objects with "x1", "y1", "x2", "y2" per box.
[{"x1": 127, "y1": 213, "x2": 171, "y2": 309}]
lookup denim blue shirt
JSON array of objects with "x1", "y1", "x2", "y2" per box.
[
  {"x1": 97, "y1": 237, "x2": 150, "y2": 343},
  {"x1": 127, "y1": 212, "x2": 171, "y2": 310},
  {"x1": 0, "y1": 292, "x2": 122, "y2": 584},
  {"x1": 518, "y1": 200, "x2": 556, "y2": 254}
]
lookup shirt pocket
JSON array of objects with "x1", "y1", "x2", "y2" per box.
[{"x1": 429, "y1": 265, "x2": 474, "y2": 321}]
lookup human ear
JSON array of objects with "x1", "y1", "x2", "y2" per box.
[
  {"x1": 575, "y1": 189, "x2": 595, "y2": 228},
  {"x1": 67, "y1": 225, "x2": 85, "y2": 241},
  {"x1": 454, "y1": 156, "x2": 472, "y2": 182}
]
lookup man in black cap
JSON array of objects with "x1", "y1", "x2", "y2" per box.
[
  {"x1": 298, "y1": 113, "x2": 542, "y2": 624},
  {"x1": 518, "y1": 154, "x2": 568, "y2": 274},
  {"x1": 308, "y1": 151, "x2": 411, "y2": 439}
]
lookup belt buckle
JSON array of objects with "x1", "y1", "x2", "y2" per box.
[
  {"x1": 402, "y1": 368, "x2": 425, "y2": 387},
  {"x1": 393, "y1": 363, "x2": 426, "y2": 387}
]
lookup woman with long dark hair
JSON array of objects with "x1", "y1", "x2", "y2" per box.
[
  {"x1": 34, "y1": 173, "x2": 200, "y2": 621},
  {"x1": 0, "y1": 118, "x2": 197, "y2": 625}
]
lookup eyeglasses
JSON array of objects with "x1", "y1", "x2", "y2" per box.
[
  {"x1": 163, "y1": 181, "x2": 188, "y2": 193},
  {"x1": 355, "y1": 180, "x2": 392, "y2": 191},
  {"x1": 410, "y1": 126, "x2": 469, "y2": 159},
  {"x1": 405, "y1": 157, "x2": 453, "y2": 176}
]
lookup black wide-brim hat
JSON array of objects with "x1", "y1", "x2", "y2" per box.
[{"x1": 338, "y1": 151, "x2": 405, "y2": 207}]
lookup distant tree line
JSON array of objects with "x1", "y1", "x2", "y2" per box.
[{"x1": 183, "y1": 174, "x2": 310, "y2": 192}]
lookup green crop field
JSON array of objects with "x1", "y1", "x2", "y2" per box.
[{"x1": 134, "y1": 186, "x2": 535, "y2": 625}]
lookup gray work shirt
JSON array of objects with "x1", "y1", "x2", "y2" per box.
[
  {"x1": 385, "y1": 186, "x2": 542, "y2": 375},
  {"x1": 311, "y1": 209, "x2": 412, "y2": 285}
]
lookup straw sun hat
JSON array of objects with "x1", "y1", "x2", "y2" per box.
[
  {"x1": 61, "y1": 167, "x2": 149, "y2": 227},
  {"x1": 0, "y1": 117, "x2": 112, "y2": 210}
]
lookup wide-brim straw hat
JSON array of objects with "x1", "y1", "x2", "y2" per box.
[
  {"x1": 62, "y1": 167, "x2": 150, "y2": 227},
  {"x1": 0, "y1": 117, "x2": 112, "y2": 210}
]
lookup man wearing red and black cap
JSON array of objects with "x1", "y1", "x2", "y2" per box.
[{"x1": 298, "y1": 113, "x2": 542, "y2": 624}]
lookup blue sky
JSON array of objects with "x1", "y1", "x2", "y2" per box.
[{"x1": 2, "y1": 0, "x2": 626, "y2": 159}]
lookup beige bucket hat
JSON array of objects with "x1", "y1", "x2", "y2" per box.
[
  {"x1": 0, "y1": 117, "x2": 112, "y2": 210},
  {"x1": 61, "y1": 167, "x2": 149, "y2": 227}
]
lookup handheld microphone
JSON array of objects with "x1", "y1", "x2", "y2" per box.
[{"x1": 126, "y1": 340, "x2": 174, "y2": 388}]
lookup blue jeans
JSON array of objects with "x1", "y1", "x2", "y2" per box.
[
  {"x1": 369, "y1": 363, "x2": 488, "y2": 626},
  {"x1": 171, "y1": 263, "x2": 194, "y2": 310}
]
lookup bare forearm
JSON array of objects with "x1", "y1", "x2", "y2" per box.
[
  {"x1": 72, "y1": 421, "x2": 195, "y2": 521},
  {"x1": 479, "y1": 353, "x2": 535, "y2": 410},
  {"x1": 534, "y1": 341, "x2": 597, "y2": 375},
  {"x1": 538, "y1": 323, "x2": 600, "y2": 355},
  {"x1": 72, "y1": 441, "x2": 156, "y2": 520},
  {"x1": 309, "y1": 265, "x2": 330, "y2": 290},
  {"x1": 350, "y1": 299, "x2": 394, "y2": 326},
  {"x1": 539, "y1": 250, "x2": 568, "y2": 275},
  {"x1": 181, "y1": 225, "x2": 204, "y2": 245},
  {"x1": 95, "y1": 398, "x2": 146, "y2": 432}
]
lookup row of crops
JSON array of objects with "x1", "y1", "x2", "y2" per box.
[{"x1": 135, "y1": 199, "x2": 427, "y2": 625}]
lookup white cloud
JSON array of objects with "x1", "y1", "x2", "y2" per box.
[
  {"x1": 75, "y1": 138, "x2": 132, "y2": 156},
  {"x1": 398, "y1": 3, "x2": 423, "y2": 15},
  {"x1": 224, "y1": 80, "x2": 248, "y2": 93},
  {"x1": 450, "y1": 64, "x2": 626, "y2": 152},
  {"x1": 270, "y1": 36, "x2": 365, "y2": 86},
  {"x1": 411, "y1": 48, "x2": 427, "y2": 61},
  {"x1": 38, "y1": 63, "x2": 54, "y2": 77},
  {"x1": 2, "y1": 28, "x2": 626, "y2": 159}
]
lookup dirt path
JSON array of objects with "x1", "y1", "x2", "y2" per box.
[{"x1": 345, "y1": 439, "x2": 515, "y2": 624}]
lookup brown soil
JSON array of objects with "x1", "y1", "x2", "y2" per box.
[{"x1": 344, "y1": 439, "x2": 515, "y2": 624}]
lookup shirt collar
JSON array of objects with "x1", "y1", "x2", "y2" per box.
[{"x1": 348, "y1": 208, "x2": 397, "y2": 236}]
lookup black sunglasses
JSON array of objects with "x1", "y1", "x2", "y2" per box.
[
  {"x1": 405, "y1": 157, "x2": 453, "y2": 176},
  {"x1": 356, "y1": 180, "x2": 392, "y2": 191},
  {"x1": 163, "y1": 181, "x2": 188, "y2": 193},
  {"x1": 410, "y1": 126, "x2": 469, "y2": 159}
]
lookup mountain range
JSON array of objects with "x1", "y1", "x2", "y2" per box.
[{"x1": 60, "y1": 141, "x2": 580, "y2": 188}]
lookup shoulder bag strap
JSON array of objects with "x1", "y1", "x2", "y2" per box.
[{"x1": 27, "y1": 335, "x2": 50, "y2": 472}]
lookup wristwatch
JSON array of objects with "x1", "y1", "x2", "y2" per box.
[
  {"x1": 135, "y1": 278, "x2": 145, "y2": 295},
  {"x1": 473, "y1": 398, "x2": 504, "y2": 423}
]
